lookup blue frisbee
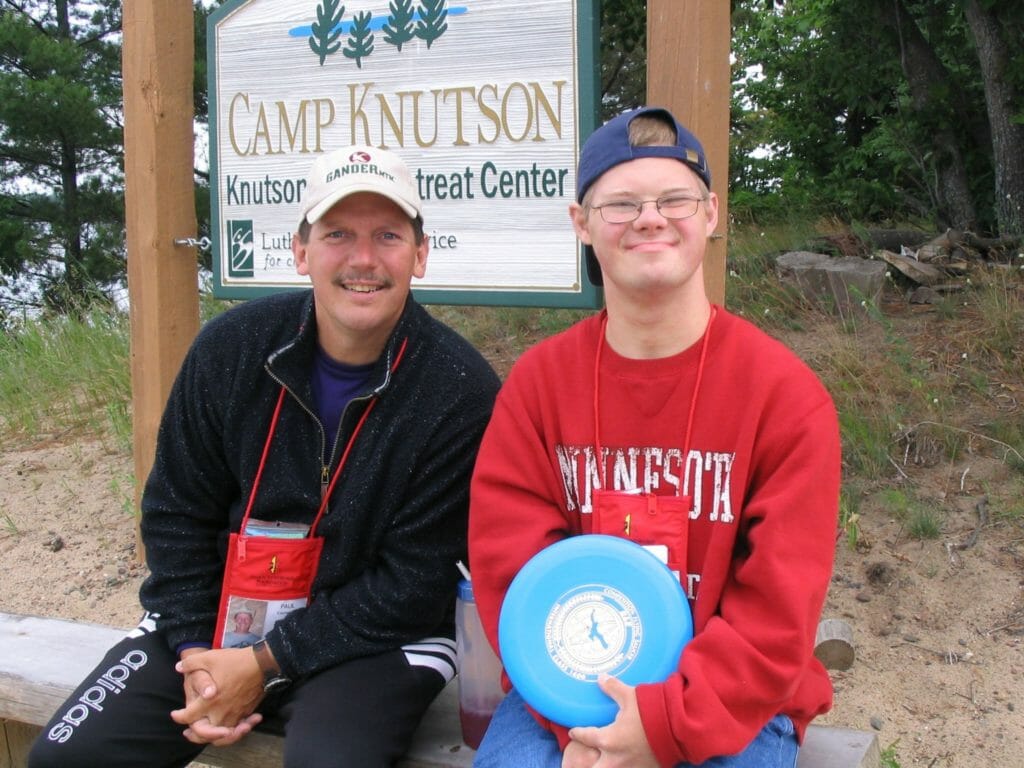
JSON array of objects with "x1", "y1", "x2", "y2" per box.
[{"x1": 498, "y1": 535, "x2": 692, "y2": 727}]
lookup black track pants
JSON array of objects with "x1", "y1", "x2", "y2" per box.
[{"x1": 28, "y1": 628, "x2": 446, "y2": 768}]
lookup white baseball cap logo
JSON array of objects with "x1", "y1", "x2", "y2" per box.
[{"x1": 298, "y1": 145, "x2": 422, "y2": 227}]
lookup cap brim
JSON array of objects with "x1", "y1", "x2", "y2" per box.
[{"x1": 303, "y1": 182, "x2": 420, "y2": 226}]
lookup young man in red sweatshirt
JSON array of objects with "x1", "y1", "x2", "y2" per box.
[{"x1": 468, "y1": 106, "x2": 841, "y2": 767}]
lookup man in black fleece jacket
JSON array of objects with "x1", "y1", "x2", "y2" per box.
[{"x1": 29, "y1": 146, "x2": 501, "y2": 768}]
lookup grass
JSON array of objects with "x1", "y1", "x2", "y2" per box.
[
  {"x1": 1, "y1": 220, "x2": 1022, "y2": 553},
  {"x1": 2, "y1": 509, "x2": 19, "y2": 536},
  {"x1": 0, "y1": 307, "x2": 131, "y2": 451},
  {"x1": 729, "y1": 221, "x2": 1022, "y2": 576},
  {"x1": 881, "y1": 741, "x2": 901, "y2": 768},
  {"x1": 838, "y1": 490, "x2": 862, "y2": 550},
  {"x1": 878, "y1": 488, "x2": 944, "y2": 540}
]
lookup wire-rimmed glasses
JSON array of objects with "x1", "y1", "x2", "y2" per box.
[{"x1": 589, "y1": 195, "x2": 707, "y2": 224}]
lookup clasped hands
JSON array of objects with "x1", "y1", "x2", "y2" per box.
[{"x1": 171, "y1": 647, "x2": 265, "y2": 746}]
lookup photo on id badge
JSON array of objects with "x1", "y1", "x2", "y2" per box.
[
  {"x1": 219, "y1": 595, "x2": 308, "y2": 648},
  {"x1": 221, "y1": 598, "x2": 266, "y2": 648}
]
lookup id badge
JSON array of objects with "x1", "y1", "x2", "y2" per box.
[
  {"x1": 212, "y1": 532, "x2": 324, "y2": 649},
  {"x1": 592, "y1": 489, "x2": 690, "y2": 579}
]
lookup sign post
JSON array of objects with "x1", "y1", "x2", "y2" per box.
[
  {"x1": 123, "y1": 0, "x2": 200, "y2": 547},
  {"x1": 647, "y1": 1, "x2": 730, "y2": 306}
]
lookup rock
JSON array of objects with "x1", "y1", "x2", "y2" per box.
[
  {"x1": 908, "y1": 285, "x2": 942, "y2": 304},
  {"x1": 776, "y1": 251, "x2": 887, "y2": 316}
]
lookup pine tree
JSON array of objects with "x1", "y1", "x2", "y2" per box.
[
  {"x1": 308, "y1": 0, "x2": 344, "y2": 66},
  {"x1": 0, "y1": 0, "x2": 125, "y2": 315},
  {"x1": 382, "y1": 0, "x2": 416, "y2": 52},
  {"x1": 343, "y1": 10, "x2": 375, "y2": 68},
  {"x1": 414, "y1": 0, "x2": 448, "y2": 49}
]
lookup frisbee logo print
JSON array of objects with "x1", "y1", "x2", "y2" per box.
[
  {"x1": 545, "y1": 585, "x2": 642, "y2": 681},
  {"x1": 295, "y1": 1, "x2": 464, "y2": 68}
]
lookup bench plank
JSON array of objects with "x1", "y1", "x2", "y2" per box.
[
  {"x1": 0, "y1": 613, "x2": 877, "y2": 768},
  {"x1": 0, "y1": 613, "x2": 471, "y2": 768}
]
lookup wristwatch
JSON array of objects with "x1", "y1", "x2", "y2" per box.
[{"x1": 252, "y1": 639, "x2": 291, "y2": 694}]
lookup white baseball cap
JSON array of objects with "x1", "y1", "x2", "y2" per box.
[{"x1": 298, "y1": 145, "x2": 422, "y2": 228}]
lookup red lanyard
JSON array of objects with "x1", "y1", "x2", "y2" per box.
[
  {"x1": 592, "y1": 308, "x2": 716, "y2": 490},
  {"x1": 241, "y1": 337, "x2": 409, "y2": 537}
]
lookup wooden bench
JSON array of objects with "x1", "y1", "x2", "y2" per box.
[{"x1": 0, "y1": 612, "x2": 879, "y2": 768}]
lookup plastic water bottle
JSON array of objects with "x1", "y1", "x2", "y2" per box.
[{"x1": 455, "y1": 579, "x2": 505, "y2": 749}]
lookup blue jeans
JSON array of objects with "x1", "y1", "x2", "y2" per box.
[{"x1": 473, "y1": 689, "x2": 798, "y2": 768}]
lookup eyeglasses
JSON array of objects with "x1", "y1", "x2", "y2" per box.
[{"x1": 589, "y1": 194, "x2": 707, "y2": 224}]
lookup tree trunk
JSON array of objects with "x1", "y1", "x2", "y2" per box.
[
  {"x1": 964, "y1": 0, "x2": 1024, "y2": 236},
  {"x1": 54, "y1": 0, "x2": 88, "y2": 312},
  {"x1": 877, "y1": 0, "x2": 977, "y2": 231}
]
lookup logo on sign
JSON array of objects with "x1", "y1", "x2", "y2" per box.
[
  {"x1": 293, "y1": 1, "x2": 464, "y2": 67},
  {"x1": 227, "y1": 220, "x2": 255, "y2": 277}
]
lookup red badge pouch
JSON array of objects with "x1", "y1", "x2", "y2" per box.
[
  {"x1": 590, "y1": 309, "x2": 716, "y2": 583},
  {"x1": 593, "y1": 489, "x2": 691, "y2": 579},
  {"x1": 212, "y1": 339, "x2": 408, "y2": 649}
]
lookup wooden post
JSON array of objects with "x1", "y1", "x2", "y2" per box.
[
  {"x1": 646, "y1": 1, "x2": 731, "y2": 306},
  {"x1": 122, "y1": 1, "x2": 199, "y2": 558}
]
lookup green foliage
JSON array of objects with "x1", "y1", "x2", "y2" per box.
[
  {"x1": 877, "y1": 489, "x2": 943, "y2": 540},
  {"x1": 308, "y1": 0, "x2": 344, "y2": 65},
  {"x1": 838, "y1": 490, "x2": 861, "y2": 550},
  {"x1": 881, "y1": 740, "x2": 902, "y2": 768},
  {"x1": 414, "y1": 0, "x2": 448, "y2": 48},
  {"x1": 343, "y1": 10, "x2": 374, "y2": 68},
  {"x1": 0, "y1": 1, "x2": 125, "y2": 315},
  {"x1": 0, "y1": 304, "x2": 130, "y2": 448},
  {"x1": 382, "y1": 0, "x2": 416, "y2": 52},
  {"x1": 907, "y1": 505, "x2": 943, "y2": 540},
  {"x1": 730, "y1": 0, "x2": 1023, "y2": 234},
  {"x1": 731, "y1": 2, "x2": 909, "y2": 222},
  {"x1": 598, "y1": 0, "x2": 646, "y2": 119},
  {"x1": 192, "y1": 2, "x2": 216, "y2": 122}
]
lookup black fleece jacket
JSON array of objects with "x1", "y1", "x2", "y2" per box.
[{"x1": 138, "y1": 290, "x2": 500, "y2": 682}]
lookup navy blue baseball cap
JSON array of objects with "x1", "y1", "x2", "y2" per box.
[{"x1": 576, "y1": 107, "x2": 711, "y2": 286}]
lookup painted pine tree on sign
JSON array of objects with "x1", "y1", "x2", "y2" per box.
[
  {"x1": 415, "y1": 0, "x2": 448, "y2": 48},
  {"x1": 383, "y1": 0, "x2": 416, "y2": 51},
  {"x1": 309, "y1": 0, "x2": 344, "y2": 65},
  {"x1": 344, "y1": 10, "x2": 375, "y2": 68}
]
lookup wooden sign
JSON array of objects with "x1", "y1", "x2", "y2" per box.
[{"x1": 208, "y1": 0, "x2": 601, "y2": 307}]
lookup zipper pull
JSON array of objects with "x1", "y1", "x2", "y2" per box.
[
  {"x1": 238, "y1": 537, "x2": 247, "y2": 561},
  {"x1": 321, "y1": 465, "x2": 330, "y2": 501}
]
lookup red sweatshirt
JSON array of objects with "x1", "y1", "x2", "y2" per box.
[{"x1": 468, "y1": 308, "x2": 840, "y2": 766}]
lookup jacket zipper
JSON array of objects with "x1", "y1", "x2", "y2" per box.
[
  {"x1": 322, "y1": 393, "x2": 373, "y2": 499},
  {"x1": 267, "y1": 344, "x2": 396, "y2": 504}
]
